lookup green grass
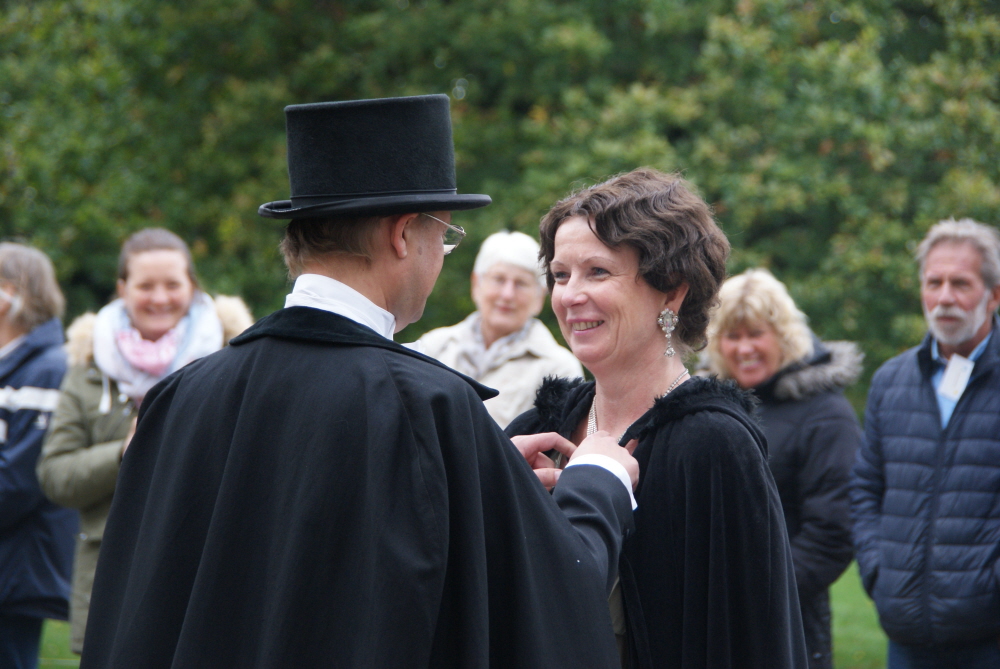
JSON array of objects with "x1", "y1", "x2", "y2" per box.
[
  {"x1": 833, "y1": 561, "x2": 887, "y2": 669},
  {"x1": 38, "y1": 561, "x2": 887, "y2": 668},
  {"x1": 39, "y1": 620, "x2": 77, "y2": 669}
]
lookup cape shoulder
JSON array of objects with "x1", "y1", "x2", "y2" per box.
[
  {"x1": 520, "y1": 375, "x2": 761, "y2": 446},
  {"x1": 231, "y1": 307, "x2": 497, "y2": 401}
]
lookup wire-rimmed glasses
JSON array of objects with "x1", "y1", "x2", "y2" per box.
[{"x1": 422, "y1": 213, "x2": 466, "y2": 255}]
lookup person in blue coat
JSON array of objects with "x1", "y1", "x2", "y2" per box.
[
  {"x1": 0, "y1": 242, "x2": 76, "y2": 669},
  {"x1": 852, "y1": 218, "x2": 1000, "y2": 669}
]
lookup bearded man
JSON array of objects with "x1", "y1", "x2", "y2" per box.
[{"x1": 852, "y1": 218, "x2": 1000, "y2": 669}]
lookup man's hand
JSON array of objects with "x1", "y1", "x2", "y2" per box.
[
  {"x1": 510, "y1": 432, "x2": 576, "y2": 491},
  {"x1": 573, "y1": 431, "x2": 639, "y2": 490}
]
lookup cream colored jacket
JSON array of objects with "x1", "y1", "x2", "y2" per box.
[{"x1": 418, "y1": 314, "x2": 583, "y2": 428}]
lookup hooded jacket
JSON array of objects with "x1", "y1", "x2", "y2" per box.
[
  {"x1": 507, "y1": 376, "x2": 808, "y2": 669},
  {"x1": 0, "y1": 318, "x2": 76, "y2": 621},
  {"x1": 754, "y1": 339, "x2": 863, "y2": 669}
]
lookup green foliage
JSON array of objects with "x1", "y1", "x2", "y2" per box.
[{"x1": 2, "y1": 0, "x2": 999, "y2": 400}]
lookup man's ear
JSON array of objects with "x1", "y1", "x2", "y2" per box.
[
  {"x1": 117, "y1": 279, "x2": 127, "y2": 299},
  {"x1": 989, "y1": 283, "x2": 1000, "y2": 314},
  {"x1": 388, "y1": 213, "x2": 423, "y2": 260},
  {"x1": 664, "y1": 282, "x2": 689, "y2": 313}
]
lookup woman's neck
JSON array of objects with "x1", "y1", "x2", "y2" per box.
[{"x1": 589, "y1": 351, "x2": 689, "y2": 443}]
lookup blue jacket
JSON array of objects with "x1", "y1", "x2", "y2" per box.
[
  {"x1": 0, "y1": 318, "x2": 77, "y2": 620},
  {"x1": 851, "y1": 317, "x2": 1000, "y2": 646}
]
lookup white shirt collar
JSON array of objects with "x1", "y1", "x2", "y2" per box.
[{"x1": 284, "y1": 274, "x2": 397, "y2": 340}]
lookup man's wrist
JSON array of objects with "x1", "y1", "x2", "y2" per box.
[{"x1": 565, "y1": 454, "x2": 638, "y2": 510}]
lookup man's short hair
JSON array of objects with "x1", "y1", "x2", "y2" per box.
[
  {"x1": 916, "y1": 218, "x2": 1000, "y2": 288},
  {"x1": 280, "y1": 216, "x2": 384, "y2": 277}
]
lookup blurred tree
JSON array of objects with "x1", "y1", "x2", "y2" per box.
[{"x1": 1, "y1": 0, "x2": 997, "y2": 406}]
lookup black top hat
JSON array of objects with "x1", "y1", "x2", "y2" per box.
[{"x1": 258, "y1": 95, "x2": 491, "y2": 219}]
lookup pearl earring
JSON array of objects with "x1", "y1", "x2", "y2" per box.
[{"x1": 657, "y1": 307, "x2": 678, "y2": 357}]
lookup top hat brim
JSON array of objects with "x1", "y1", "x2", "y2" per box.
[{"x1": 259, "y1": 192, "x2": 491, "y2": 219}]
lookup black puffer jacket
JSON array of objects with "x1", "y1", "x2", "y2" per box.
[{"x1": 754, "y1": 339, "x2": 863, "y2": 669}]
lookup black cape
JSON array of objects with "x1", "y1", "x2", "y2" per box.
[
  {"x1": 507, "y1": 377, "x2": 808, "y2": 669},
  {"x1": 81, "y1": 307, "x2": 632, "y2": 668}
]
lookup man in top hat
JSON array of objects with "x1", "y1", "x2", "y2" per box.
[{"x1": 80, "y1": 95, "x2": 637, "y2": 668}]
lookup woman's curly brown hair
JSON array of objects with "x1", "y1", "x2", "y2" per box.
[{"x1": 538, "y1": 168, "x2": 730, "y2": 352}]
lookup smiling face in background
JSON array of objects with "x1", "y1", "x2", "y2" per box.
[
  {"x1": 718, "y1": 321, "x2": 783, "y2": 389},
  {"x1": 118, "y1": 249, "x2": 195, "y2": 341},
  {"x1": 549, "y1": 216, "x2": 669, "y2": 375},
  {"x1": 472, "y1": 262, "x2": 544, "y2": 347}
]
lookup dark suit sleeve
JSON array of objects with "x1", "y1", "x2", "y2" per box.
[{"x1": 553, "y1": 465, "x2": 634, "y2": 595}]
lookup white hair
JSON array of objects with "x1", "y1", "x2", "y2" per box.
[
  {"x1": 473, "y1": 231, "x2": 545, "y2": 288},
  {"x1": 917, "y1": 218, "x2": 1000, "y2": 288}
]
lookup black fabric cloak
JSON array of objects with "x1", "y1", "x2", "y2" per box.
[
  {"x1": 507, "y1": 376, "x2": 808, "y2": 669},
  {"x1": 80, "y1": 307, "x2": 632, "y2": 669}
]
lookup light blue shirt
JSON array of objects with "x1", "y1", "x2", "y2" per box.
[{"x1": 930, "y1": 333, "x2": 992, "y2": 428}]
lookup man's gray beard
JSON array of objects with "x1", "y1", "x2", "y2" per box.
[{"x1": 924, "y1": 290, "x2": 992, "y2": 347}]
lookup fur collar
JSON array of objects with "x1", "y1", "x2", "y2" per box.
[
  {"x1": 65, "y1": 294, "x2": 254, "y2": 367},
  {"x1": 765, "y1": 340, "x2": 863, "y2": 402},
  {"x1": 531, "y1": 374, "x2": 759, "y2": 440}
]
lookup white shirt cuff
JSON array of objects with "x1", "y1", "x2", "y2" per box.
[{"x1": 565, "y1": 454, "x2": 638, "y2": 510}]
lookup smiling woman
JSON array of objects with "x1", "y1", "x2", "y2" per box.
[
  {"x1": 705, "y1": 268, "x2": 863, "y2": 669},
  {"x1": 36, "y1": 228, "x2": 253, "y2": 656},
  {"x1": 506, "y1": 168, "x2": 808, "y2": 669}
]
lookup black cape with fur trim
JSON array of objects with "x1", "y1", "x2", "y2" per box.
[
  {"x1": 507, "y1": 377, "x2": 808, "y2": 669},
  {"x1": 81, "y1": 307, "x2": 632, "y2": 669}
]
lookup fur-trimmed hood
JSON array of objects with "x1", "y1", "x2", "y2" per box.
[
  {"x1": 761, "y1": 339, "x2": 863, "y2": 403},
  {"x1": 65, "y1": 294, "x2": 254, "y2": 367},
  {"x1": 529, "y1": 374, "x2": 761, "y2": 446}
]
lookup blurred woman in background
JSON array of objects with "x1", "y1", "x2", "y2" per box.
[
  {"x1": 705, "y1": 268, "x2": 863, "y2": 669},
  {"x1": 418, "y1": 230, "x2": 581, "y2": 427},
  {"x1": 0, "y1": 243, "x2": 75, "y2": 669},
  {"x1": 37, "y1": 228, "x2": 252, "y2": 654}
]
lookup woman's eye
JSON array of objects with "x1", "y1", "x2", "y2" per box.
[
  {"x1": 591, "y1": 267, "x2": 609, "y2": 277},
  {"x1": 551, "y1": 271, "x2": 569, "y2": 282}
]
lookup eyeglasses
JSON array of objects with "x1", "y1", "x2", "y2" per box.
[{"x1": 422, "y1": 213, "x2": 466, "y2": 255}]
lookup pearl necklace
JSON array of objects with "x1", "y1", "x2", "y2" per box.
[{"x1": 587, "y1": 369, "x2": 690, "y2": 438}]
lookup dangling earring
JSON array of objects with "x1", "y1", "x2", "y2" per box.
[{"x1": 657, "y1": 307, "x2": 678, "y2": 357}]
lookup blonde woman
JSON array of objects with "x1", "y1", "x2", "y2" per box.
[{"x1": 705, "y1": 268, "x2": 863, "y2": 669}]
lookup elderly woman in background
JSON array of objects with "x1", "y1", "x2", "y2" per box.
[
  {"x1": 418, "y1": 230, "x2": 581, "y2": 427},
  {"x1": 506, "y1": 168, "x2": 806, "y2": 668},
  {"x1": 37, "y1": 228, "x2": 252, "y2": 654},
  {"x1": 0, "y1": 244, "x2": 76, "y2": 669},
  {"x1": 704, "y1": 268, "x2": 862, "y2": 669}
]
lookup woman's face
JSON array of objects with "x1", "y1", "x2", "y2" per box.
[
  {"x1": 471, "y1": 262, "x2": 544, "y2": 345},
  {"x1": 718, "y1": 320, "x2": 783, "y2": 389},
  {"x1": 549, "y1": 217, "x2": 671, "y2": 373},
  {"x1": 117, "y1": 249, "x2": 195, "y2": 341}
]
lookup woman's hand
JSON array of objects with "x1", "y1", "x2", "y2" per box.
[{"x1": 510, "y1": 432, "x2": 577, "y2": 490}]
